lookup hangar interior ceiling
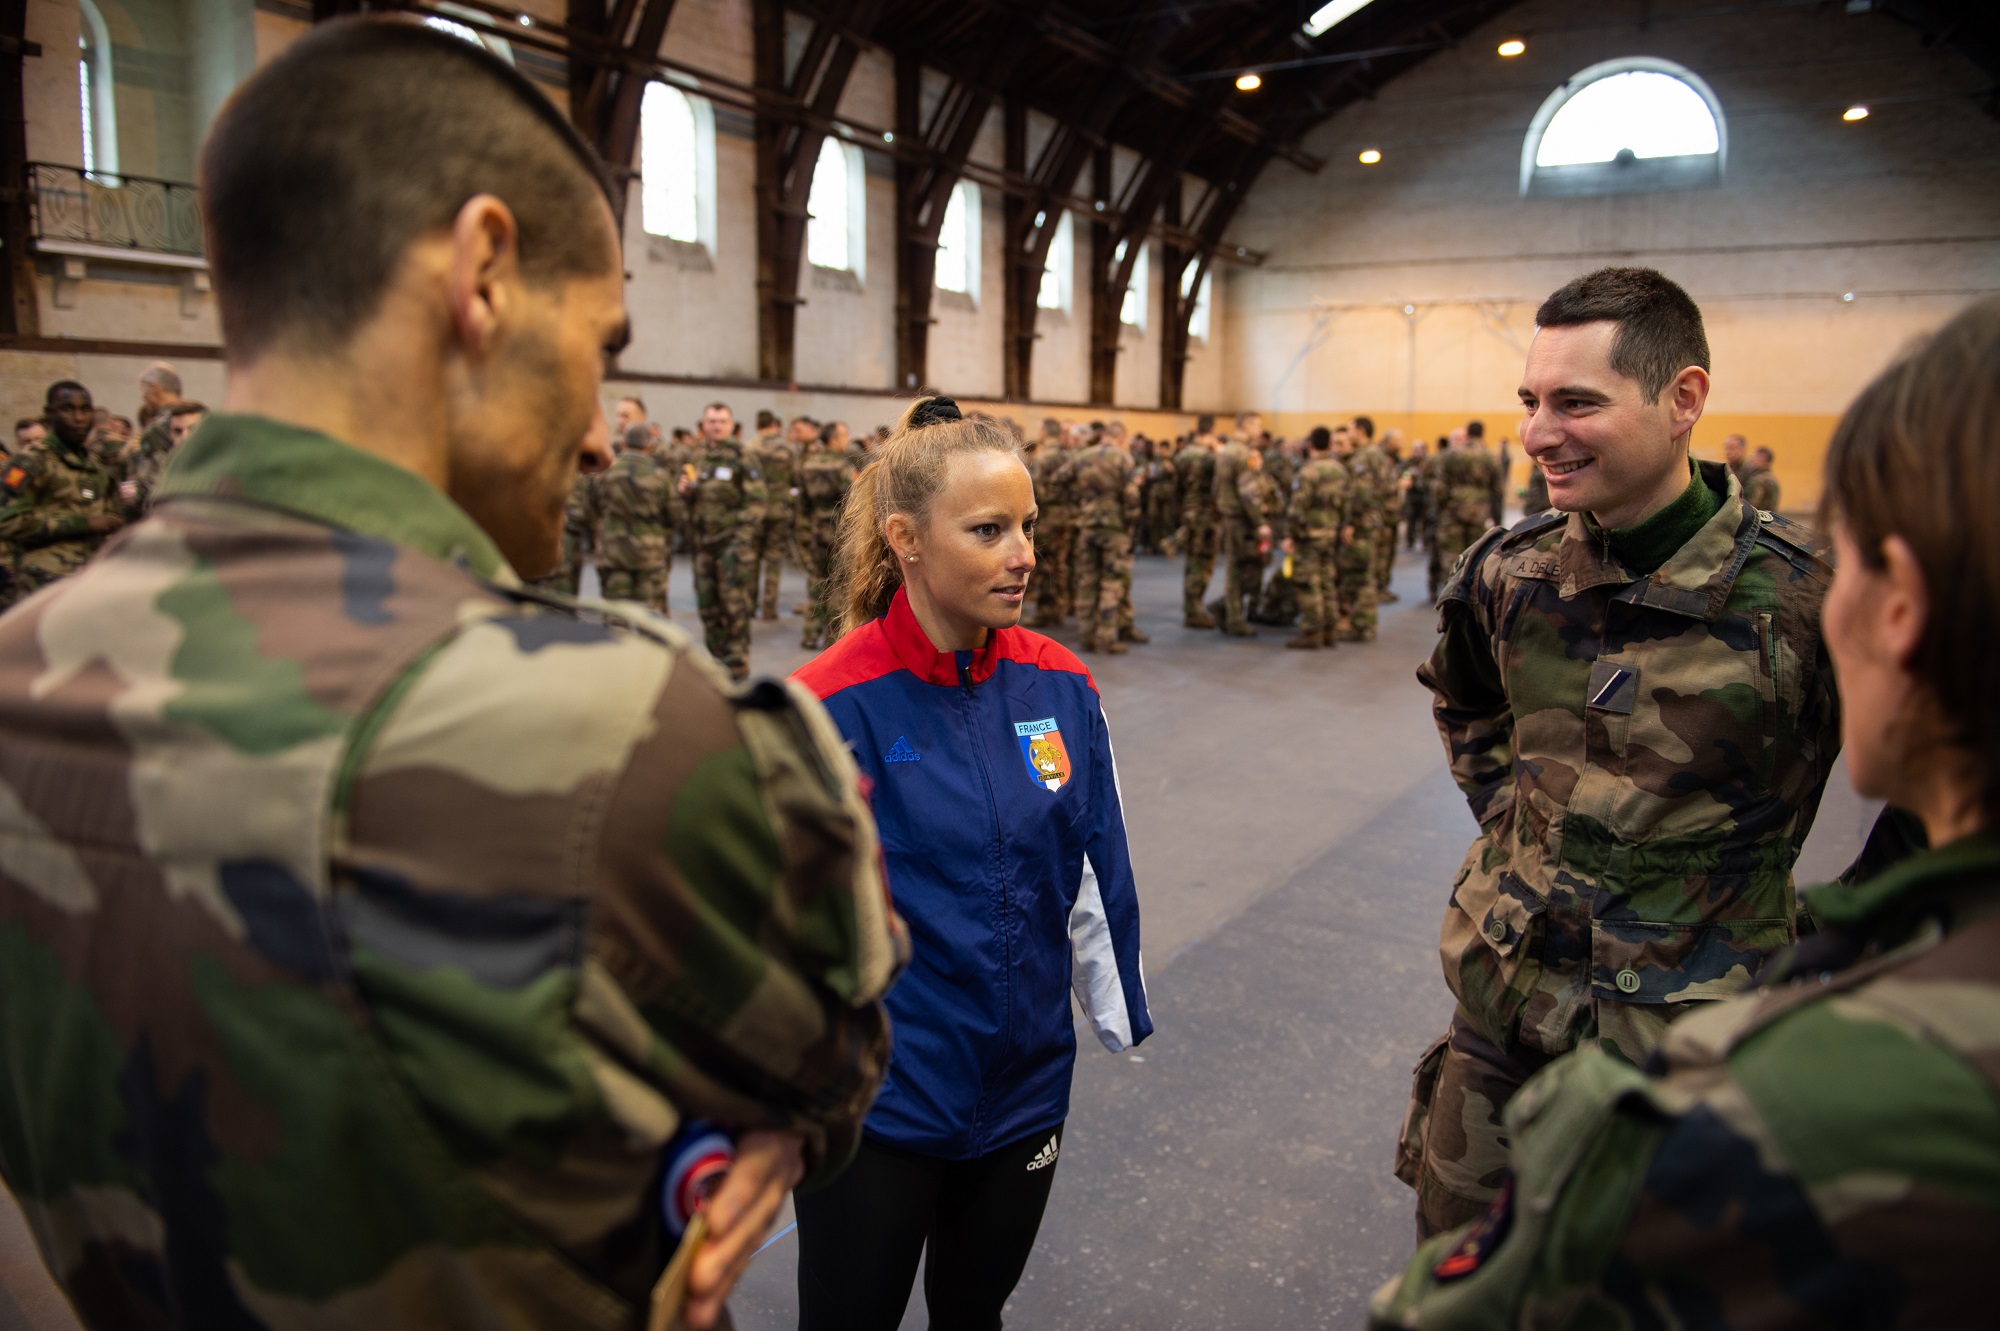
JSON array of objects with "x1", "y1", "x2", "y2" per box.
[{"x1": 2, "y1": 0, "x2": 1990, "y2": 403}]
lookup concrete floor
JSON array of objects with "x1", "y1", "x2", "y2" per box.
[{"x1": 0, "y1": 541, "x2": 1875, "y2": 1331}]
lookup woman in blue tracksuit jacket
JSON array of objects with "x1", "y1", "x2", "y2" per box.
[{"x1": 791, "y1": 395, "x2": 1151, "y2": 1331}]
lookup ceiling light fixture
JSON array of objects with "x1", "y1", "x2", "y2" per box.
[
  {"x1": 1843, "y1": 104, "x2": 1869, "y2": 121},
  {"x1": 1358, "y1": 148, "x2": 1382, "y2": 164},
  {"x1": 517, "y1": 12, "x2": 532, "y2": 24},
  {"x1": 1235, "y1": 72, "x2": 1263, "y2": 92},
  {"x1": 1497, "y1": 38, "x2": 1526, "y2": 57}
]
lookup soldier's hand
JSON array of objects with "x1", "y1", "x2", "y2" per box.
[{"x1": 683, "y1": 1129, "x2": 806, "y2": 1329}]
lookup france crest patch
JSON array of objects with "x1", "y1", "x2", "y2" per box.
[{"x1": 1014, "y1": 718, "x2": 1070, "y2": 792}]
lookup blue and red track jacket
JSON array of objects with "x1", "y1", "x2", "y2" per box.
[{"x1": 795, "y1": 589, "x2": 1152, "y2": 1159}]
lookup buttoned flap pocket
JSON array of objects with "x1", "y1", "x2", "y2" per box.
[
  {"x1": 1441, "y1": 858, "x2": 1547, "y2": 1046},
  {"x1": 1590, "y1": 916, "x2": 1792, "y2": 1005}
]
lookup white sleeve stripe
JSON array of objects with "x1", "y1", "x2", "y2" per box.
[{"x1": 1069, "y1": 850, "x2": 1135, "y2": 1052}]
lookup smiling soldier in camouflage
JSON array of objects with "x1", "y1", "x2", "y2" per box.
[
  {"x1": 1374, "y1": 293, "x2": 2000, "y2": 1331},
  {"x1": 0, "y1": 20, "x2": 902, "y2": 1331},
  {"x1": 1399, "y1": 267, "x2": 1841, "y2": 1239}
]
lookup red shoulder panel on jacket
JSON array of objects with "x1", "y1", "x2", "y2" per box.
[
  {"x1": 993, "y1": 627, "x2": 1097, "y2": 694},
  {"x1": 792, "y1": 620, "x2": 905, "y2": 699}
]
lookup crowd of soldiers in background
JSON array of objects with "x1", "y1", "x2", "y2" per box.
[
  {"x1": 0, "y1": 363, "x2": 207, "y2": 611},
  {"x1": 0, "y1": 373, "x2": 1782, "y2": 669}
]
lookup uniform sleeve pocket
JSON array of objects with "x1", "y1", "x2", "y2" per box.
[{"x1": 1590, "y1": 916, "x2": 1791, "y2": 1004}]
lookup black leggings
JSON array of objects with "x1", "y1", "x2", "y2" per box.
[{"x1": 794, "y1": 1125, "x2": 1064, "y2": 1331}]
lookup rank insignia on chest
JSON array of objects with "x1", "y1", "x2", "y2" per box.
[
  {"x1": 1014, "y1": 718, "x2": 1071, "y2": 792},
  {"x1": 713, "y1": 466, "x2": 732, "y2": 481}
]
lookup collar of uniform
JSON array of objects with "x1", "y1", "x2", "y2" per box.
[
  {"x1": 1553, "y1": 461, "x2": 1756, "y2": 621},
  {"x1": 154, "y1": 412, "x2": 513, "y2": 582},
  {"x1": 882, "y1": 586, "x2": 1005, "y2": 687},
  {"x1": 1803, "y1": 833, "x2": 2000, "y2": 937}
]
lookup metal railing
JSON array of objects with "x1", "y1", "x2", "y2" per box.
[{"x1": 26, "y1": 162, "x2": 203, "y2": 258}]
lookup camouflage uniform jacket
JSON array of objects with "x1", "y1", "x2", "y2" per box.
[
  {"x1": 1439, "y1": 447, "x2": 1500, "y2": 525},
  {"x1": 1371, "y1": 833, "x2": 2000, "y2": 1329},
  {"x1": 1354, "y1": 443, "x2": 1398, "y2": 522},
  {"x1": 1261, "y1": 447, "x2": 1296, "y2": 512},
  {"x1": 592, "y1": 446, "x2": 676, "y2": 571},
  {"x1": 1173, "y1": 443, "x2": 1217, "y2": 521},
  {"x1": 1415, "y1": 462, "x2": 1840, "y2": 1061},
  {"x1": 1291, "y1": 455, "x2": 1352, "y2": 541},
  {"x1": 751, "y1": 432, "x2": 802, "y2": 521},
  {"x1": 1236, "y1": 467, "x2": 1285, "y2": 541},
  {"x1": 1070, "y1": 444, "x2": 1140, "y2": 532},
  {"x1": 1212, "y1": 441, "x2": 1252, "y2": 522},
  {"x1": 0, "y1": 434, "x2": 130, "y2": 608},
  {"x1": 124, "y1": 416, "x2": 178, "y2": 511},
  {"x1": 687, "y1": 436, "x2": 766, "y2": 546},
  {"x1": 798, "y1": 447, "x2": 856, "y2": 546},
  {"x1": 1743, "y1": 466, "x2": 1782, "y2": 514},
  {"x1": 1345, "y1": 448, "x2": 1395, "y2": 527},
  {"x1": 1027, "y1": 446, "x2": 1075, "y2": 525},
  {"x1": 0, "y1": 414, "x2": 904, "y2": 1330}
]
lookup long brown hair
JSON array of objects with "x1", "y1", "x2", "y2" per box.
[
  {"x1": 1821, "y1": 295, "x2": 2000, "y2": 824},
  {"x1": 830, "y1": 395, "x2": 1022, "y2": 637}
]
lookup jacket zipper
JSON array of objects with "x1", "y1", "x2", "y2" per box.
[{"x1": 959, "y1": 654, "x2": 1011, "y2": 1155}]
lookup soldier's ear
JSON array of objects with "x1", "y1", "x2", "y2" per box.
[{"x1": 1877, "y1": 534, "x2": 1929, "y2": 671}]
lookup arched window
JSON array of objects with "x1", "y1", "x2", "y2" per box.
[
  {"x1": 807, "y1": 136, "x2": 865, "y2": 277},
  {"x1": 1116, "y1": 239, "x2": 1148, "y2": 330},
  {"x1": 1183, "y1": 265, "x2": 1212, "y2": 343},
  {"x1": 1522, "y1": 58, "x2": 1724, "y2": 197},
  {"x1": 934, "y1": 180, "x2": 979, "y2": 299},
  {"x1": 641, "y1": 81, "x2": 715, "y2": 249},
  {"x1": 1037, "y1": 210, "x2": 1073, "y2": 313},
  {"x1": 423, "y1": 5, "x2": 515, "y2": 64},
  {"x1": 77, "y1": 0, "x2": 117, "y2": 179}
]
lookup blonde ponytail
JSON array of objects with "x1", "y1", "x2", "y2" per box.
[{"x1": 829, "y1": 395, "x2": 1022, "y2": 638}]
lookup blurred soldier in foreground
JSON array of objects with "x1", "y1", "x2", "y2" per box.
[
  {"x1": 798, "y1": 419, "x2": 855, "y2": 649},
  {"x1": 0, "y1": 21, "x2": 900, "y2": 1330},
  {"x1": 594, "y1": 421, "x2": 677, "y2": 613},
  {"x1": 524, "y1": 465, "x2": 594, "y2": 596},
  {"x1": 680, "y1": 402, "x2": 766, "y2": 679},
  {"x1": 1374, "y1": 294, "x2": 2000, "y2": 1331},
  {"x1": 1400, "y1": 267, "x2": 1840, "y2": 1239},
  {"x1": 1174, "y1": 416, "x2": 1220, "y2": 628},
  {"x1": 0, "y1": 380, "x2": 130, "y2": 609}
]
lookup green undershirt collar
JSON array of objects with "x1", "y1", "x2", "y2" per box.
[{"x1": 1596, "y1": 459, "x2": 1725, "y2": 577}]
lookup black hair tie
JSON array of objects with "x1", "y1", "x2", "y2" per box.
[{"x1": 910, "y1": 396, "x2": 962, "y2": 427}]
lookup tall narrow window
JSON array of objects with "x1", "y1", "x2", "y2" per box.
[
  {"x1": 77, "y1": 0, "x2": 117, "y2": 179},
  {"x1": 1183, "y1": 265, "x2": 1212, "y2": 342},
  {"x1": 78, "y1": 37, "x2": 94, "y2": 175},
  {"x1": 807, "y1": 137, "x2": 853, "y2": 271},
  {"x1": 1037, "y1": 210, "x2": 1073, "y2": 312},
  {"x1": 641, "y1": 83, "x2": 700, "y2": 243},
  {"x1": 934, "y1": 180, "x2": 978, "y2": 298},
  {"x1": 1116, "y1": 239, "x2": 1148, "y2": 330}
]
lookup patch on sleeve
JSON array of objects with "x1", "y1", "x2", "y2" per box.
[
  {"x1": 1432, "y1": 1173, "x2": 1514, "y2": 1282},
  {"x1": 2, "y1": 465, "x2": 26, "y2": 492}
]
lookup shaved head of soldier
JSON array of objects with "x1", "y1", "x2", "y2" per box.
[{"x1": 200, "y1": 17, "x2": 627, "y2": 578}]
